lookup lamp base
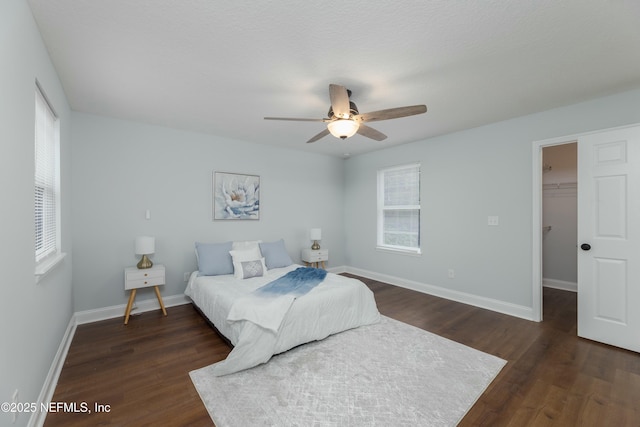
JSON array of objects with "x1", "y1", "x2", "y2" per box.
[
  {"x1": 137, "y1": 254, "x2": 153, "y2": 269},
  {"x1": 311, "y1": 241, "x2": 320, "y2": 250}
]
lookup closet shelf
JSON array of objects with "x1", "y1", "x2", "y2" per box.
[{"x1": 543, "y1": 182, "x2": 577, "y2": 190}]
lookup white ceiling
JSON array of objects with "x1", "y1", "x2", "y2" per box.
[{"x1": 27, "y1": 0, "x2": 640, "y2": 157}]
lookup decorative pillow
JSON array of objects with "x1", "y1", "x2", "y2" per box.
[
  {"x1": 229, "y1": 247, "x2": 263, "y2": 262},
  {"x1": 195, "y1": 241, "x2": 233, "y2": 276},
  {"x1": 231, "y1": 240, "x2": 262, "y2": 252},
  {"x1": 233, "y1": 257, "x2": 267, "y2": 279},
  {"x1": 259, "y1": 239, "x2": 293, "y2": 269},
  {"x1": 230, "y1": 247, "x2": 265, "y2": 279}
]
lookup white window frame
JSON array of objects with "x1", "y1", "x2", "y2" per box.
[
  {"x1": 34, "y1": 82, "x2": 65, "y2": 280},
  {"x1": 376, "y1": 163, "x2": 421, "y2": 255}
]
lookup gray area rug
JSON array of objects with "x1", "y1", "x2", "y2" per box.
[{"x1": 190, "y1": 316, "x2": 506, "y2": 426}]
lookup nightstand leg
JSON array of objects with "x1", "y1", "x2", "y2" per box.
[
  {"x1": 321, "y1": 261, "x2": 326, "y2": 269},
  {"x1": 124, "y1": 289, "x2": 137, "y2": 325},
  {"x1": 154, "y1": 285, "x2": 167, "y2": 316}
]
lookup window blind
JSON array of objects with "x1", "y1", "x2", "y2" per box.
[
  {"x1": 34, "y1": 87, "x2": 58, "y2": 262},
  {"x1": 377, "y1": 163, "x2": 421, "y2": 252}
]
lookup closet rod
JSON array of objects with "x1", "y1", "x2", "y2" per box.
[{"x1": 543, "y1": 182, "x2": 577, "y2": 190}]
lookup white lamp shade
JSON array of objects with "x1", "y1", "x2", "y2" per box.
[
  {"x1": 327, "y1": 119, "x2": 359, "y2": 139},
  {"x1": 135, "y1": 236, "x2": 155, "y2": 254},
  {"x1": 310, "y1": 228, "x2": 322, "y2": 241}
]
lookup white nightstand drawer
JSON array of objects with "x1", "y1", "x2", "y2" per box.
[
  {"x1": 126, "y1": 269, "x2": 164, "y2": 281},
  {"x1": 124, "y1": 265, "x2": 165, "y2": 290},
  {"x1": 126, "y1": 277, "x2": 163, "y2": 289},
  {"x1": 301, "y1": 249, "x2": 329, "y2": 262}
]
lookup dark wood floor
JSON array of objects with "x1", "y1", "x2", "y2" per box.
[{"x1": 44, "y1": 276, "x2": 640, "y2": 426}]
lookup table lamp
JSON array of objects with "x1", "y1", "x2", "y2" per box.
[
  {"x1": 310, "y1": 228, "x2": 321, "y2": 250},
  {"x1": 135, "y1": 236, "x2": 155, "y2": 269}
]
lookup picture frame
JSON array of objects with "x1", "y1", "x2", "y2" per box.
[{"x1": 213, "y1": 172, "x2": 260, "y2": 220}]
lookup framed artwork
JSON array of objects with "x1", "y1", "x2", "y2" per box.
[{"x1": 213, "y1": 172, "x2": 260, "y2": 220}]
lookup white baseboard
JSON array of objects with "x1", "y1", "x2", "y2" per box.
[
  {"x1": 327, "y1": 265, "x2": 347, "y2": 274},
  {"x1": 345, "y1": 266, "x2": 536, "y2": 321},
  {"x1": 543, "y1": 278, "x2": 577, "y2": 292},
  {"x1": 74, "y1": 293, "x2": 191, "y2": 325},
  {"x1": 28, "y1": 314, "x2": 77, "y2": 427}
]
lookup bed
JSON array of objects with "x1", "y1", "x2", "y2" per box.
[{"x1": 184, "y1": 239, "x2": 380, "y2": 376}]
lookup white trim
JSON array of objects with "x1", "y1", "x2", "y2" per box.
[
  {"x1": 75, "y1": 293, "x2": 191, "y2": 325},
  {"x1": 28, "y1": 314, "x2": 77, "y2": 427},
  {"x1": 35, "y1": 252, "x2": 66, "y2": 283},
  {"x1": 532, "y1": 135, "x2": 579, "y2": 322},
  {"x1": 375, "y1": 246, "x2": 422, "y2": 256},
  {"x1": 327, "y1": 265, "x2": 348, "y2": 274},
  {"x1": 543, "y1": 278, "x2": 577, "y2": 292},
  {"x1": 532, "y1": 122, "x2": 640, "y2": 323},
  {"x1": 345, "y1": 266, "x2": 535, "y2": 321}
]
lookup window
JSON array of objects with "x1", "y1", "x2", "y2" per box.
[
  {"x1": 34, "y1": 84, "x2": 62, "y2": 275},
  {"x1": 377, "y1": 163, "x2": 421, "y2": 254}
]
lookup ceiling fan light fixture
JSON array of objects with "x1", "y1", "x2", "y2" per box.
[{"x1": 328, "y1": 119, "x2": 359, "y2": 139}]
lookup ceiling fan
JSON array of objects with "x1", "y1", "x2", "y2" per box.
[{"x1": 264, "y1": 84, "x2": 427, "y2": 143}]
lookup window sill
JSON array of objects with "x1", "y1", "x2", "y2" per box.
[
  {"x1": 35, "y1": 252, "x2": 67, "y2": 283},
  {"x1": 376, "y1": 246, "x2": 422, "y2": 257}
]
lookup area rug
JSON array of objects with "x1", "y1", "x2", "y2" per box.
[{"x1": 190, "y1": 316, "x2": 506, "y2": 427}]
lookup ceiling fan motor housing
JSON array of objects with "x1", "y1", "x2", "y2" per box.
[{"x1": 328, "y1": 101, "x2": 359, "y2": 120}]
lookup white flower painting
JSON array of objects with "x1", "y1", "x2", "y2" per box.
[{"x1": 213, "y1": 172, "x2": 260, "y2": 220}]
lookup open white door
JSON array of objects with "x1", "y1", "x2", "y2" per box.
[{"x1": 578, "y1": 125, "x2": 640, "y2": 352}]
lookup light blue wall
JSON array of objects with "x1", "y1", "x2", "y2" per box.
[
  {"x1": 344, "y1": 89, "x2": 640, "y2": 308},
  {"x1": 0, "y1": 1, "x2": 73, "y2": 426},
  {"x1": 71, "y1": 113, "x2": 345, "y2": 311}
]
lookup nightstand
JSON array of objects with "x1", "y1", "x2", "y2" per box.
[
  {"x1": 124, "y1": 264, "x2": 166, "y2": 324},
  {"x1": 301, "y1": 249, "x2": 329, "y2": 269}
]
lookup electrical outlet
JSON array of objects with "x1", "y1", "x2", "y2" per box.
[
  {"x1": 184, "y1": 272, "x2": 190, "y2": 282},
  {"x1": 488, "y1": 216, "x2": 499, "y2": 226},
  {"x1": 448, "y1": 269, "x2": 455, "y2": 279}
]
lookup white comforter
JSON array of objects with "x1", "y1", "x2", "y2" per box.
[{"x1": 185, "y1": 264, "x2": 380, "y2": 376}]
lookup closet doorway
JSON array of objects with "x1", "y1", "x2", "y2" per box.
[{"x1": 541, "y1": 143, "x2": 578, "y2": 293}]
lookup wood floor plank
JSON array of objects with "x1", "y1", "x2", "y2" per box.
[{"x1": 44, "y1": 277, "x2": 640, "y2": 426}]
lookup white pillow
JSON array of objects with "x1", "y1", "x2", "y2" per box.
[
  {"x1": 231, "y1": 240, "x2": 262, "y2": 252},
  {"x1": 229, "y1": 247, "x2": 262, "y2": 262},
  {"x1": 230, "y1": 247, "x2": 265, "y2": 279}
]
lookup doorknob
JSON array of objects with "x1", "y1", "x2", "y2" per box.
[{"x1": 580, "y1": 243, "x2": 591, "y2": 251}]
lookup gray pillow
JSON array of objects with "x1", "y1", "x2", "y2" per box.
[
  {"x1": 238, "y1": 259, "x2": 265, "y2": 279},
  {"x1": 195, "y1": 241, "x2": 233, "y2": 275},
  {"x1": 259, "y1": 239, "x2": 293, "y2": 269}
]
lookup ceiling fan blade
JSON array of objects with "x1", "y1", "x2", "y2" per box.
[
  {"x1": 357, "y1": 124, "x2": 387, "y2": 141},
  {"x1": 306, "y1": 128, "x2": 330, "y2": 143},
  {"x1": 329, "y1": 84, "x2": 351, "y2": 119},
  {"x1": 354, "y1": 105, "x2": 427, "y2": 123},
  {"x1": 264, "y1": 117, "x2": 328, "y2": 122}
]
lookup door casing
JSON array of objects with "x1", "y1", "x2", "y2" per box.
[{"x1": 532, "y1": 123, "x2": 639, "y2": 323}]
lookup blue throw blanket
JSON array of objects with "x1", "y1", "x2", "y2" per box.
[
  {"x1": 227, "y1": 267, "x2": 328, "y2": 334},
  {"x1": 254, "y1": 267, "x2": 327, "y2": 297}
]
